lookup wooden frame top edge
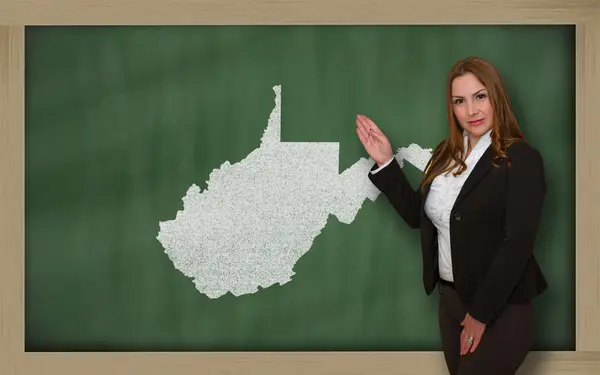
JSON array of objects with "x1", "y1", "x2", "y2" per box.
[{"x1": 0, "y1": 0, "x2": 599, "y2": 25}]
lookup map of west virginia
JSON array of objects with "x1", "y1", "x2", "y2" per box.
[{"x1": 156, "y1": 85, "x2": 433, "y2": 299}]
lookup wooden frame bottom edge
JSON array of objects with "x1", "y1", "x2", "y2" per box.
[{"x1": 8, "y1": 350, "x2": 600, "y2": 375}]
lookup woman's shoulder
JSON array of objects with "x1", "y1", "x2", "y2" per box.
[
  {"x1": 505, "y1": 139, "x2": 544, "y2": 168},
  {"x1": 505, "y1": 139, "x2": 542, "y2": 158}
]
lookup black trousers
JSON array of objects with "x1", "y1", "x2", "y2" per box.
[{"x1": 438, "y1": 281, "x2": 534, "y2": 375}]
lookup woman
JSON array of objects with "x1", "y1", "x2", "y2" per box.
[{"x1": 356, "y1": 56, "x2": 548, "y2": 375}]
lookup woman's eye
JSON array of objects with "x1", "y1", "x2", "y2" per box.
[{"x1": 476, "y1": 93, "x2": 487, "y2": 100}]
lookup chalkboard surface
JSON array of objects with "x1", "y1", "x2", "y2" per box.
[{"x1": 24, "y1": 25, "x2": 575, "y2": 351}]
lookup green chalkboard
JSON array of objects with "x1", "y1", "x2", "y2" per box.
[{"x1": 24, "y1": 25, "x2": 575, "y2": 351}]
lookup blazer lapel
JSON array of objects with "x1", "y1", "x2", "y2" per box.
[{"x1": 454, "y1": 146, "x2": 495, "y2": 205}]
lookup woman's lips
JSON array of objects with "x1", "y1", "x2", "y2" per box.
[{"x1": 469, "y1": 119, "x2": 484, "y2": 126}]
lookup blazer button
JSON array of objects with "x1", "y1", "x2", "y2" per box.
[{"x1": 453, "y1": 212, "x2": 461, "y2": 221}]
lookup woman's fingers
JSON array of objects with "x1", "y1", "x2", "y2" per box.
[
  {"x1": 356, "y1": 126, "x2": 370, "y2": 147},
  {"x1": 356, "y1": 121, "x2": 374, "y2": 147},
  {"x1": 460, "y1": 313, "x2": 486, "y2": 355},
  {"x1": 356, "y1": 114, "x2": 369, "y2": 132},
  {"x1": 356, "y1": 115, "x2": 378, "y2": 148},
  {"x1": 356, "y1": 115, "x2": 375, "y2": 136},
  {"x1": 459, "y1": 327, "x2": 484, "y2": 356},
  {"x1": 356, "y1": 113, "x2": 394, "y2": 165},
  {"x1": 361, "y1": 114, "x2": 386, "y2": 137},
  {"x1": 469, "y1": 333, "x2": 482, "y2": 353},
  {"x1": 460, "y1": 331, "x2": 474, "y2": 356},
  {"x1": 362, "y1": 116, "x2": 389, "y2": 147},
  {"x1": 357, "y1": 117, "x2": 375, "y2": 144},
  {"x1": 356, "y1": 121, "x2": 367, "y2": 141}
]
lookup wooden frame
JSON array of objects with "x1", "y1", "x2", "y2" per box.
[{"x1": 1, "y1": 0, "x2": 599, "y2": 374}]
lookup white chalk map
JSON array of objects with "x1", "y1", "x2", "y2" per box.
[{"x1": 156, "y1": 85, "x2": 433, "y2": 299}]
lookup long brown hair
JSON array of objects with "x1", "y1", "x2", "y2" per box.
[{"x1": 419, "y1": 56, "x2": 525, "y2": 192}]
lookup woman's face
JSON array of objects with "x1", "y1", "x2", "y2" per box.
[{"x1": 451, "y1": 72, "x2": 494, "y2": 145}]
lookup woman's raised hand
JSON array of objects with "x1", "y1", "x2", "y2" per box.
[{"x1": 355, "y1": 114, "x2": 394, "y2": 166}]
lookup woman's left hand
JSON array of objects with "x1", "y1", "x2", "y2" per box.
[{"x1": 460, "y1": 313, "x2": 486, "y2": 355}]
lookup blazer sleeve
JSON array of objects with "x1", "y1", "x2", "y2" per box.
[
  {"x1": 367, "y1": 158, "x2": 422, "y2": 229},
  {"x1": 468, "y1": 142, "x2": 547, "y2": 325}
]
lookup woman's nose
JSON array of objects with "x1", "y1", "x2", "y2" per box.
[{"x1": 467, "y1": 102, "x2": 477, "y2": 116}]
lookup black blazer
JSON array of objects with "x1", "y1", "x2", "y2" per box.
[{"x1": 367, "y1": 140, "x2": 548, "y2": 325}]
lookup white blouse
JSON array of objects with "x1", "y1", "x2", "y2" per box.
[{"x1": 371, "y1": 128, "x2": 492, "y2": 282}]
